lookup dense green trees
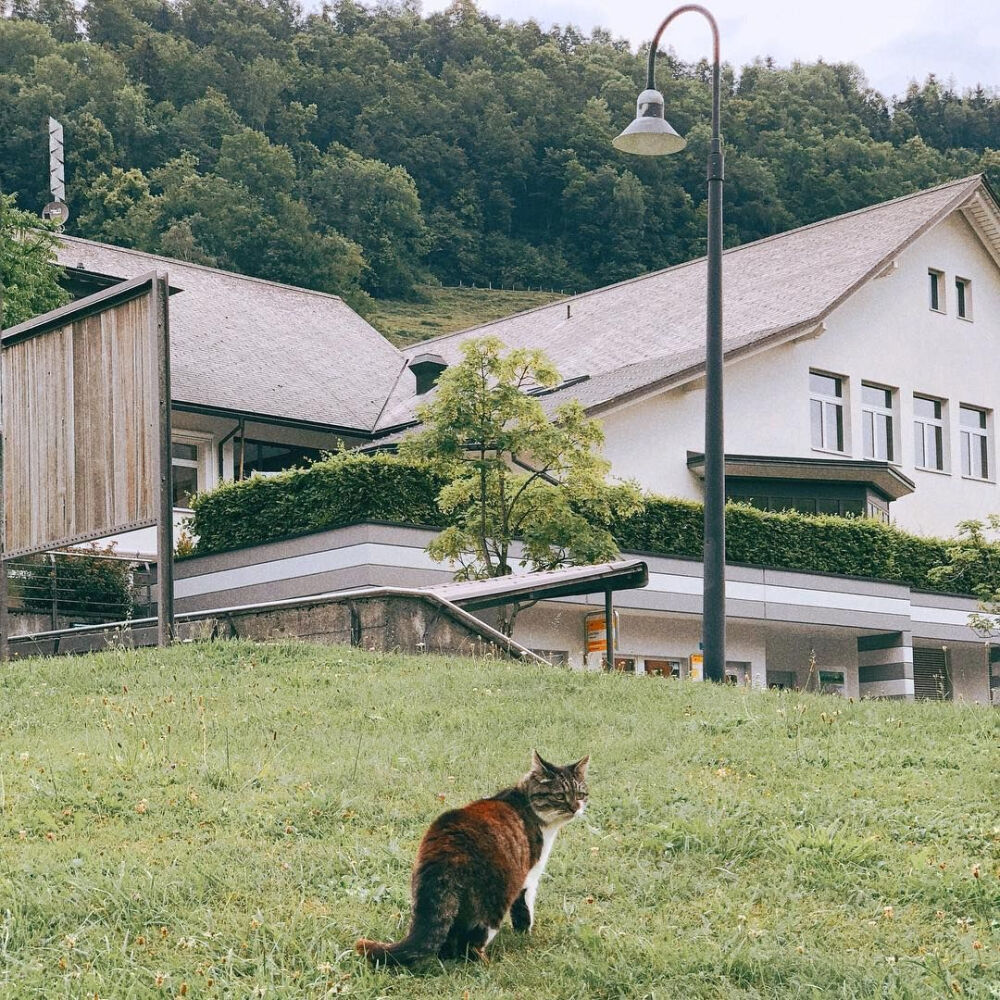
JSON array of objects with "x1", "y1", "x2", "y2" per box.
[
  {"x1": 1, "y1": 0, "x2": 997, "y2": 307},
  {"x1": 0, "y1": 191, "x2": 68, "y2": 327}
]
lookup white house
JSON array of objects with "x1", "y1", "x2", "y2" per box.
[
  {"x1": 378, "y1": 174, "x2": 1000, "y2": 538},
  {"x1": 24, "y1": 174, "x2": 1000, "y2": 701}
]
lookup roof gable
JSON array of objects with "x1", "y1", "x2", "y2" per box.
[{"x1": 376, "y1": 175, "x2": 992, "y2": 430}]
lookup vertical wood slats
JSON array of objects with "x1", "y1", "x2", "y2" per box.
[{"x1": 3, "y1": 293, "x2": 159, "y2": 557}]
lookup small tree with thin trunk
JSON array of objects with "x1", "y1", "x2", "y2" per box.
[
  {"x1": 398, "y1": 336, "x2": 643, "y2": 635},
  {"x1": 928, "y1": 514, "x2": 1000, "y2": 638}
]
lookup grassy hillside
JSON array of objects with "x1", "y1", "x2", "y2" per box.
[
  {"x1": 371, "y1": 285, "x2": 564, "y2": 346},
  {"x1": 1, "y1": 641, "x2": 996, "y2": 998}
]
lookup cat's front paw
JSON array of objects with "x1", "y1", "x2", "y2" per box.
[{"x1": 510, "y1": 891, "x2": 532, "y2": 932}]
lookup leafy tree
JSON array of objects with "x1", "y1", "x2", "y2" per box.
[
  {"x1": 928, "y1": 515, "x2": 1000, "y2": 638},
  {"x1": 76, "y1": 166, "x2": 155, "y2": 246},
  {"x1": 0, "y1": 191, "x2": 68, "y2": 328},
  {"x1": 2, "y1": 1, "x2": 996, "y2": 301},
  {"x1": 398, "y1": 336, "x2": 643, "y2": 635},
  {"x1": 308, "y1": 144, "x2": 428, "y2": 297}
]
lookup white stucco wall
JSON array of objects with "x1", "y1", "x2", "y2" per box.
[
  {"x1": 512, "y1": 603, "x2": 768, "y2": 687},
  {"x1": 599, "y1": 212, "x2": 1000, "y2": 537}
]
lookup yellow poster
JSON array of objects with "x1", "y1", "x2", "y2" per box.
[{"x1": 689, "y1": 654, "x2": 704, "y2": 682}]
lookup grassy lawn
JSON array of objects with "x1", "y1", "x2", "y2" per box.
[
  {"x1": 1, "y1": 641, "x2": 997, "y2": 998},
  {"x1": 371, "y1": 285, "x2": 564, "y2": 346}
]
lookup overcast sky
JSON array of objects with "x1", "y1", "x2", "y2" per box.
[{"x1": 419, "y1": 0, "x2": 1000, "y2": 100}]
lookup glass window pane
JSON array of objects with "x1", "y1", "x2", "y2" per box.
[
  {"x1": 172, "y1": 465, "x2": 199, "y2": 507},
  {"x1": 863, "y1": 410, "x2": 874, "y2": 458},
  {"x1": 825, "y1": 402, "x2": 843, "y2": 451},
  {"x1": 810, "y1": 372, "x2": 840, "y2": 396},
  {"x1": 811, "y1": 398, "x2": 823, "y2": 448},
  {"x1": 929, "y1": 271, "x2": 940, "y2": 310},
  {"x1": 931, "y1": 426, "x2": 943, "y2": 470},
  {"x1": 977, "y1": 436, "x2": 989, "y2": 478},
  {"x1": 882, "y1": 414, "x2": 893, "y2": 461},
  {"x1": 914, "y1": 396, "x2": 940, "y2": 420},
  {"x1": 961, "y1": 433, "x2": 972, "y2": 477},
  {"x1": 862, "y1": 384, "x2": 890, "y2": 407},
  {"x1": 172, "y1": 442, "x2": 198, "y2": 462},
  {"x1": 956, "y1": 280, "x2": 966, "y2": 316},
  {"x1": 960, "y1": 406, "x2": 986, "y2": 429},
  {"x1": 914, "y1": 423, "x2": 926, "y2": 467}
]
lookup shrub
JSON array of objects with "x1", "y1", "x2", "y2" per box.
[
  {"x1": 9, "y1": 544, "x2": 134, "y2": 620},
  {"x1": 187, "y1": 453, "x2": 999, "y2": 597},
  {"x1": 189, "y1": 451, "x2": 445, "y2": 556}
]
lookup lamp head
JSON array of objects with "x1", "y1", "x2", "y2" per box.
[{"x1": 612, "y1": 88, "x2": 686, "y2": 156}]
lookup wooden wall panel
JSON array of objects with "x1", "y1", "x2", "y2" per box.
[{"x1": 3, "y1": 291, "x2": 159, "y2": 557}]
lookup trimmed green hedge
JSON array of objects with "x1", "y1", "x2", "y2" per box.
[
  {"x1": 188, "y1": 454, "x2": 994, "y2": 596},
  {"x1": 189, "y1": 452, "x2": 446, "y2": 556}
]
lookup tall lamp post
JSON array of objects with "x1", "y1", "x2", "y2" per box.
[{"x1": 613, "y1": 4, "x2": 726, "y2": 683}]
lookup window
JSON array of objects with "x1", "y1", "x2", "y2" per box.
[
  {"x1": 644, "y1": 658, "x2": 684, "y2": 678},
  {"x1": 861, "y1": 383, "x2": 894, "y2": 461},
  {"x1": 913, "y1": 395, "x2": 945, "y2": 471},
  {"x1": 608, "y1": 657, "x2": 636, "y2": 673},
  {"x1": 955, "y1": 277, "x2": 972, "y2": 320},
  {"x1": 235, "y1": 439, "x2": 322, "y2": 479},
  {"x1": 172, "y1": 432, "x2": 215, "y2": 507},
  {"x1": 928, "y1": 269, "x2": 944, "y2": 312},
  {"x1": 959, "y1": 405, "x2": 990, "y2": 479},
  {"x1": 819, "y1": 671, "x2": 845, "y2": 696},
  {"x1": 810, "y1": 371, "x2": 845, "y2": 452},
  {"x1": 531, "y1": 649, "x2": 569, "y2": 666},
  {"x1": 172, "y1": 441, "x2": 201, "y2": 507}
]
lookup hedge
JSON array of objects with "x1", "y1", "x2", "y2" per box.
[
  {"x1": 188, "y1": 454, "x2": 996, "y2": 596},
  {"x1": 189, "y1": 452, "x2": 446, "y2": 556}
]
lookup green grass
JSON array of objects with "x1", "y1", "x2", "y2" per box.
[
  {"x1": 371, "y1": 285, "x2": 564, "y2": 346},
  {"x1": 1, "y1": 641, "x2": 997, "y2": 998}
]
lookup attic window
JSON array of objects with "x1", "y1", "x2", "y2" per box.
[
  {"x1": 928, "y1": 269, "x2": 944, "y2": 312},
  {"x1": 955, "y1": 277, "x2": 972, "y2": 320}
]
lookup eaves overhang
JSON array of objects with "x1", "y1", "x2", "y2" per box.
[
  {"x1": 686, "y1": 452, "x2": 916, "y2": 501},
  {"x1": 425, "y1": 559, "x2": 649, "y2": 611}
]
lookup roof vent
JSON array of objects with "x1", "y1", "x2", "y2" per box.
[{"x1": 409, "y1": 353, "x2": 448, "y2": 395}]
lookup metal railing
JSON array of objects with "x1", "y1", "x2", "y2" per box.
[{"x1": 5, "y1": 549, "x2": 154, "y2": 631}]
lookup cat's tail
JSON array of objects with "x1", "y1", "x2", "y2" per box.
[{"x1": 356, "y1": 881, "x2": 459, "y2": 966}]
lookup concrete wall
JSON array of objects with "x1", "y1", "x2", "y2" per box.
[
  {"x1": 942, "y1": 641, "x2": 992, "y2": 704},
  {"x1": 7, "y1": 590, "x2": 527, "y2": 662},
  {"x1": 598, "y1": 213, "x2": 1000, "y2": 537}
]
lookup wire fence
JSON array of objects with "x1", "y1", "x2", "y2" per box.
[{"x1": 5, "y1": 549, "x2": 155, "y2": 631}]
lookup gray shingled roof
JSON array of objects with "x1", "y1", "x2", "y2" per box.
[
  {"x1": 55, "y1": 237, "x2": 405, "y2": 431},
  {"x1": 376, "y1": 174, "x2": 990, "y2": 431}
]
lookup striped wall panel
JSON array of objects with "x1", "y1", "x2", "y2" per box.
[{"x1": 857, "y1": 631, "x2": 914, "y2": 700}]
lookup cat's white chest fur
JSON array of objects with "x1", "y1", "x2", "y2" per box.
[{"x1": 520, "y1": 823, "x2": 563, "y2": 927}]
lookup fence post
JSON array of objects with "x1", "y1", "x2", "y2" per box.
[{"x1": 50, "y1": 552, "x2": 58, "y2": 630}]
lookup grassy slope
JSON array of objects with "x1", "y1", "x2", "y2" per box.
[
  {"x1": 1, "y1": 641, "x2": 997, "y2": 999},
  {"x1": 371, "y1": 285, "x2": 564, "y2": 346}
]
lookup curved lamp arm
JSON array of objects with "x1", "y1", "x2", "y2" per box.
[{"x1": 645, "y1": 4, "x2": 720, "y2": 91}]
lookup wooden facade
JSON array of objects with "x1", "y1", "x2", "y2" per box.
[{"x1": 2, "y1": 275, "x2": 160, "y2": 558}]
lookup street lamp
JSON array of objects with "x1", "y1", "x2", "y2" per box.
[{"x1": 613, "y1": 4, "x2": 726, "y2": 683}]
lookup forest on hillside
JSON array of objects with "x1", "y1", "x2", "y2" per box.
[{"x1": 2, "y1": 0, "x2": 998, "y2": 316}]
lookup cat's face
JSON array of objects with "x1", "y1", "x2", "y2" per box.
[{"x1": 524, "y1": 751, "x2": 590, "y2": 824}]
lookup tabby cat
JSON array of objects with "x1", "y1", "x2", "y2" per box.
[{"x1": 356, "y1": 750, "x2": 589, "y2": 965}]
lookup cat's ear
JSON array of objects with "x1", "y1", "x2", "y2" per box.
[
  {"x1": 571, "y1": 755, "x2": 590, "y2": 779},
  {"x1": 531, "y1": 750, "x2": 557, "y2": 775}
]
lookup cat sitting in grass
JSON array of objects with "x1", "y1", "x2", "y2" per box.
[{"x1": 356, "y1": 751, "x2": 589, "y2": 966}]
